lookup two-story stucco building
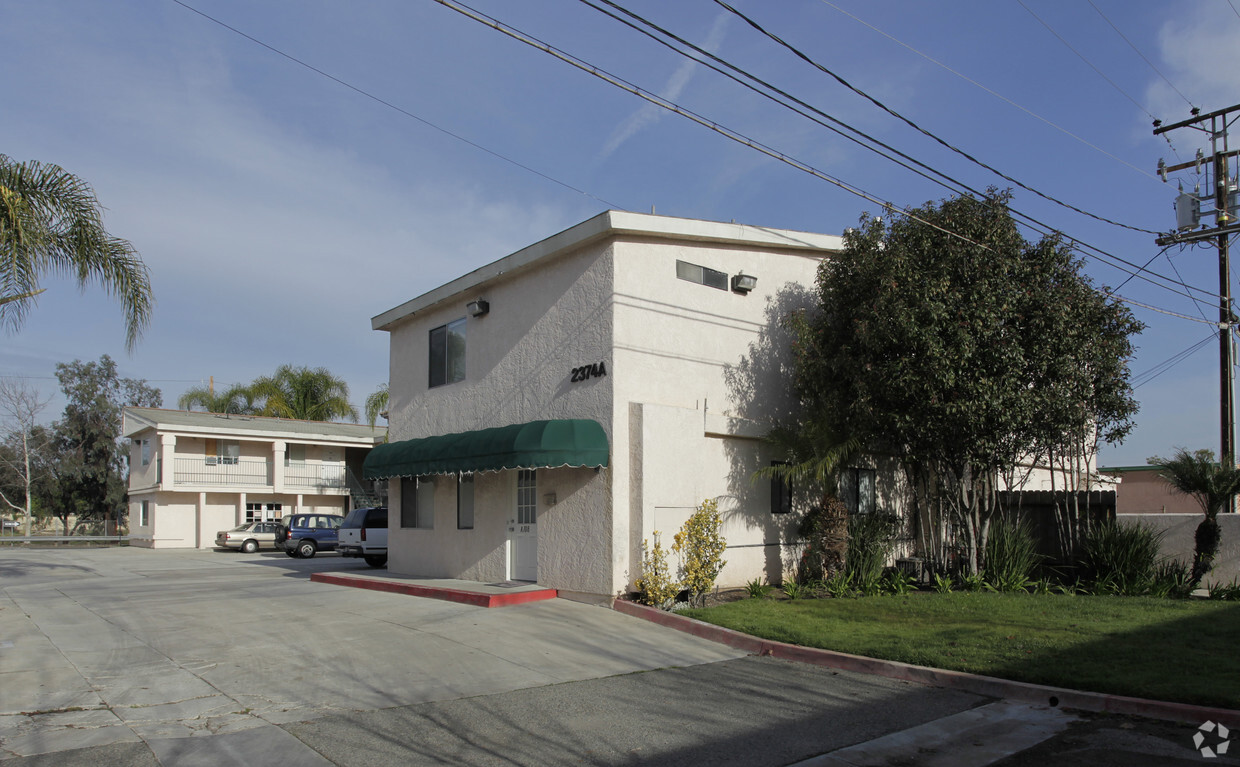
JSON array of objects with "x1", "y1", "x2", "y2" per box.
[
  {"x1": 123, "y1": 407, "x2": 385, "y2": 548},
  {"x1": 364, "y1": 211, "x2": 843, "y2": 601}
]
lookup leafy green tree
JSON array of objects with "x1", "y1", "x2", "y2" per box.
[
  {"x1": 250, "y1": 365, "x2": 358, "y2": 422},
  {"x1": 0, "y1": 154, "x2": 152, "y2": 350},
  {"x1": 177, "y1": 383, "x2": 259, "y2": 415},
  {"x1": 794, "y1": 191, "x2": 1141, "y2": 573},
  {"x1": 1151, "y1": 448, "x2": 1240, "y2": 589},
  {"x1": 37, "y1": 355, "x2": 161, "y2": 534}
]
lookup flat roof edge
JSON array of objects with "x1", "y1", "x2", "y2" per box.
[{"x1": 371, "y1": 211, "x2": 842, "y2": 331}]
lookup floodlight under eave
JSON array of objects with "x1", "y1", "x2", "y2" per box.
[
  {"x1": 467, "y1": 299, "x2": 490, "y2": 317},
  {"x1": 731, "y1": 273, "x2": 757, "y2": 294}
]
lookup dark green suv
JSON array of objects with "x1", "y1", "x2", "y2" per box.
[{"x1": 279, "y1": 513, "x2": 344, "y2": 559}]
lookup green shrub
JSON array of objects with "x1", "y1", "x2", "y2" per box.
[
  {"x1": 959, "y1": 571, "x2": 988, "y2": 592},
  {"x1": 1029, "y1": 578, "x2": 1053, "y2": 595},
  {"x1": 845, "y1": 512, "x2": 897, "y2": 591},
  {"x1": 1149, "y1": 559, "x2": 1191, "y2": 598},
  {"x1": 822, "y1": 572, "x2": 854, "y2": 598},
  {"x1": 984, "y1": 517, "x2": 1042, "y2": 592},
  {"x1": 745, "y1": 577, "x2": 772, "y2": 599},
  {"x1": 782, "y1": 580, "x2": 806, "y2": 600},
  {"x1": 932, "y1": 572, "x2": 954, "y2": 594},
  {"x1": 882, "y1": 569, "x2": 917, "y2": 595},
  {"x1": 1207, "y1": 578, "x2": 1240, "y2": 601},
  {"x1": 1079, "y1": 520, "x2": 1164, "y2": 596}
]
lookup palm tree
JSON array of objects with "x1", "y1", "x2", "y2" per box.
[
  {"x1": 178, "y1": 383, "x2": 259, "y2": 415},
  {"x1": 1, "y1": 155, "x2": 152, "y2": 350},
  {"x1": 250, "y1": 365, "x2": 358, "y2": 422},
  {"x1": 1152, "y1": 448, "x2": 1240, "y2": 589},
  {"x1": 364, "y1": 383, "x2": 389, "y2": 429},
  {"x1": 754, "y1": 420, "x2": 859, "y2": 582}
]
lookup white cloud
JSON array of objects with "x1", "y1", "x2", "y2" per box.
[
  {"x1": 1148, "y1": 4, "x2": 1240, "y2": 122},
  {"x1": 598, "y1": 11, "x2": 731, "y2": 160}
]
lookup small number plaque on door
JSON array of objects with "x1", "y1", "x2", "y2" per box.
[{"x1": 519, "y1": 525, "x2": 531, "y2": 533}]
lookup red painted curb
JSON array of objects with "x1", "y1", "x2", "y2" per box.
[
  {"x1": 613, "y1": 599, "x2": 1240, "y2": 727},
  {"x1": 311, "y1": 572, "x2": 557, "y2": 608}
]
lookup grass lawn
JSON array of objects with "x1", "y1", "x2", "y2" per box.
[{"x1": 681, "y1": 592, "x2": 1240, "y2": 709}]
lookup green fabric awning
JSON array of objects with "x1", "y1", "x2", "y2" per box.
[{"x1": 363, "y1": 419, "x2": 609, "y2": 479}]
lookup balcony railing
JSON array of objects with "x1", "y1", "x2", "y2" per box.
[
  {"x1": 173, "y1": 457, "x2": 272, "y2": 487},
  {"x1": 285, "y1": 462, "x2": 346, "y2": 490},
  {"x1": 169, "y1": 458, "x2": 349, "y2": 491}
]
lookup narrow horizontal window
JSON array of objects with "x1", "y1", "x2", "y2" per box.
[{"x1": 676, "y1": 260, "x2": 727, "y2": 290}]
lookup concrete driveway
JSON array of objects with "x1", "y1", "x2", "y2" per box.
[{"x1": 0, "y1": 548, "x2": 1228, "y2": 766}]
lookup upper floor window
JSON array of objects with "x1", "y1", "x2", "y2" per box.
[
  {"x1": 676, "y1": 260, "x2": 728, "y2": 291},
  {"x1": 141, "y1": 439, "x2": 151, "y2": 466},
  {"x1": 285, "y1": 443, "x2": 306, "y2": 466},
  {"x1": 429, "y1": 318, "x2": 467, "y2": 388},
  {"x1": 205, "y1": 439, "x2": 240, "y2": 466}
]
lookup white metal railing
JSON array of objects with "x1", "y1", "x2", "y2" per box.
[
  {"x1": 173, "y1": 457, "x2": 271, "y2": 487},
  {"x1": 284, "y1": 462, "x2": 347, "y2": 490}
]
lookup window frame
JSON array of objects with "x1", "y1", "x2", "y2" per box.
[
  {"x1": 769, "y1": 461, "x2": 792, "y2": 515},
  {"x1": 401, "y1": 476, "x2": 435, "y2": 529},
  {"x1": 516, "y1": 469, "x2": 537, "y2": 525},
  {"x1": 428, "y1": 317, "x2": 467, "y2": 388},
  {"x1": 457, "y1": 473, "x2": 475, "y2": 530},
  {"x1": 841, "y1": 467, "x2": 877, "y2": 515},
  {"x1": 676, "y1": 259, "x2": 728, "y2": 291}
]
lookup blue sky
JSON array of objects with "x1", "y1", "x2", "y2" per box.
[{"x1": 2, "y1": 0, "x2": 1237, "y2": 467}]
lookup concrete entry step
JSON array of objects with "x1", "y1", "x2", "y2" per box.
[{"x1": 310, "y1": 572, "x2": 558, "y2": 607}]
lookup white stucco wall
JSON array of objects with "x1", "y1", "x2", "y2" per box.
[
  {"x1": 612, "y1": 238, "x2": 822, "y2": 592},
  {"x1": 378, "y1": 212, "x2": 838, "y2": 596},
  {"x1": 384, "y1": 237, "x2": 616, "y2": 588}
]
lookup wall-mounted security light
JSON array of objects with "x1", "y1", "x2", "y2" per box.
[
  {"x1": 731, "y1": 273, "x2": 757, "y2": 294},
  {"x1": 467, "y1": 299, "x2": 490, "y2": 317}
]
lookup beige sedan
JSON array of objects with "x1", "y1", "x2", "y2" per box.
[{"x1": 215, "y1": 521, "x2": 284, "y2": 553}]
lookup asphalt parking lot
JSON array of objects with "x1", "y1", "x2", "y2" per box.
[{"x1": 0, "y1": 547, "x2": 1232, "y2": 766}]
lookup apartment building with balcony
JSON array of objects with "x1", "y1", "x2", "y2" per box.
[{"x1": 122, "y1": 407, "x2": 385, "y2": 548}]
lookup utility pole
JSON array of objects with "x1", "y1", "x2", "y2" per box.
[{"x1": 1155, "y1": 104, "x2": 1240, "y2": 478}]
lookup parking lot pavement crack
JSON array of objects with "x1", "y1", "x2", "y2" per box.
[{"x1": 17, "y1": 584, "x2": 273, "y2": 746}]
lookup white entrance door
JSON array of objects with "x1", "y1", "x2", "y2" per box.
[{"x1": 508, "y1": 469, "x2": 538, "y2": 581}]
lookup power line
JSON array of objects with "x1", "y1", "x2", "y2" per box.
[
  {"x1": 167, "y1": 0, "x2": 622, "y2": 210},
  {"x1": 1086, "y1": 0, "x2": 1196, "y2": 112},
  {"x1": 171, "y1": 0, "x2": 1220, "y2": 314},
  {"x1": 1016, "y1": 0, "x2": 1158, "y2": 121},
  {"x1": 1131, "y1": 333, "x2": 1215, "y2": 388},
  {"x1": 710, "y1": 0, "x2": 1162, "y2": 236},
  {"x1": 579, "y1": 0, "x2": 1217, "y2": 304},
  {"x1": 426, "y1": 0, "x2": 999, "y2": 254},
  {"x1": 1108, "y1": 293, "x2": 1219, "y2": 326},
  {"x1": 813, "y1": 0, "x2": 1160, "y2": 182}
]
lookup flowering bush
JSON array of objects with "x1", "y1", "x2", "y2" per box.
[
  {"x1": 673, "y1": 499, "x2": 728, "y2": 608},
  {"x1": 635, "y1": 532, "x2": 679, "y2": 608}
]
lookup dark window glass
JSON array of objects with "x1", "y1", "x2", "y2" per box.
[
  {"x1": 675, "y1": 259, "x2": 728, "y2": 291},
  {"x1": 770, "y1": 462, "x2": 792, "y2": 514},
  {"x1": 429, "y1": 318, "x2": 467, "y2": 388},
  {"x1": 458, "y1": 473, "x2": 474, "y2": 529}
]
